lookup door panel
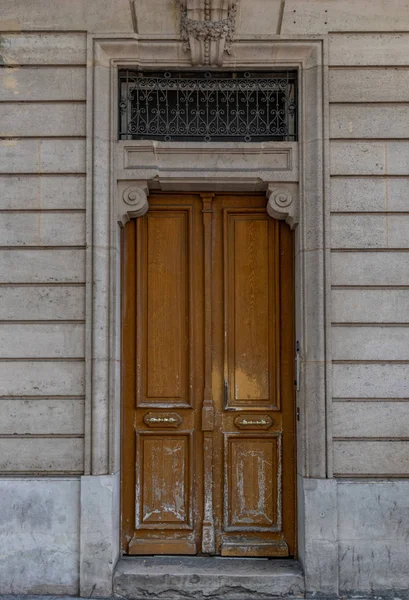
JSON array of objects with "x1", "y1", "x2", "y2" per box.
[
  {"x1": 224, "y1": 210, "x2": 279, "y2": 409},
  {"x1": 138, "y1": 433, "x2": 192, "y2": 526},
  {"x1": 141, "y1": 209, "x2": 193, "y2": 406},
  {"x1": 213, "y1": 195, "x2": 295, "y2": 557},
  {"x1": 122, "y1": 195, "x2": 204, "y2": 555},
  {"x1": 226, "y1": 435, "x2": 280, "y2": 529},
  {"x1": 122, "y1": 193, "x2": 296, "y2": 557}
]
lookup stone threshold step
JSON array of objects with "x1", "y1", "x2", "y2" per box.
[{"x1": 113, "y1": 556, "x2": 305, "y2": 600}]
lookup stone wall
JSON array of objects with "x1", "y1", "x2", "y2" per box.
[
  {"x1": 327, "y1": 32, "x2": 409, "y2": 478},
  {"x1": 280, "y1": 4, "x2": 409, "y2": 480},
  {"x1": 0, "y1": 0, "x2": 408, "y2": 596},
  {"x1": 0, "y1": 32, "x2": 87, "y2": 475},
  {"x1": 0, "y1": 30, "x2": 87, "y2": 595}
]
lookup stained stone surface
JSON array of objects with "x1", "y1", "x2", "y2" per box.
[
  {"x1": 0, "y1": 479, "x2": 80, "y2": 595},
  {"x1": 114, "y1": 556, "x2": 305, "y2": 600}
]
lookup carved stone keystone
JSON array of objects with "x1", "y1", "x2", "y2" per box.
[
  {"x1": 266, "y1": 184, "x2": 299, "y2": 229},
  {"x1": 117, "y1": 181, "x2": 149, "y2": 227},
  {"x1": 177, "y1": 0, "x2": 239, "y2": 66}
]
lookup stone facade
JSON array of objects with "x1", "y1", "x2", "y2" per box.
[{"x1": 0, "y1": 0, "x2": 409, "y2": 597}]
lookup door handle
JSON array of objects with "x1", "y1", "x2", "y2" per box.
[
  {"x1": 143, "y1": 412, "x2": 183, "y2": 428},
  {"x1": 234, "y1": 414, "x2": 273, "y2": 430},
  {"x1": 295, "y1": 340, "x2": 301, "y2": 392}
]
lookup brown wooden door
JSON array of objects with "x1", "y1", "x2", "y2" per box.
[{"x1": 122, "y1": 193, "x2": 296, "y2": 557}]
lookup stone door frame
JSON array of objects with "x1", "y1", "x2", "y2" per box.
[{"x1": 80, "y1": 33, "x2": 331, "y2": 596}]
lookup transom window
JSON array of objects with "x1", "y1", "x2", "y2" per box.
[{"x1": 118, "y1": 70, "x2": 297, "y2": 142}]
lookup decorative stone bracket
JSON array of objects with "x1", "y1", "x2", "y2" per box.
[
  {"x1": 117, "y1": 180, "x2": 149, "y2": 227},
  {"x1": 266, "y1": 184, "x2": 299, "y2": 229},
  {"x1": 118, "y1": 180, "x2": 299, "y2": 230},
  {"x1": 177, "y1": 0, "x2": 239, "y2": 66}
]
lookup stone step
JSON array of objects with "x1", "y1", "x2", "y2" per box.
[{"x1": 113, "y1": 556, "x2": 305, "y2": 600}]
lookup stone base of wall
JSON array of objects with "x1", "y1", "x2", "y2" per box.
[
  {"x1": 301, "y1": 478, "x2": 409, "y2": 597},
  {"x1": 338, "y1": 480, "x2": 409, "y2": 596},
  {"x1": 0, "y1": 478, "x2": 80, "y2": 595},
  {"x1": 1, "y1": 476, "x2": 409, "y2": 597},
  {"x1": 80, "y1": 473, "x2": 120, "y2": 597}
]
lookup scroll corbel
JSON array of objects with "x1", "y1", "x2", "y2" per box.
[
  {"x1": 117, "y1": 181, "x2": 149, "y2": 227},
  {"x1": 266, "y1": 184, "x2": 299, "y2": 229}
]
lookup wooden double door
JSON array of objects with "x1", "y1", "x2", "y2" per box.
[{"x1": 122, "y1": 193, "x2": 296, "y2": 557}]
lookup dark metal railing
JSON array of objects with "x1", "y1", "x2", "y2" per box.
[{"x1": 118, "y1": 70, "x2": 298, "y2": 142}]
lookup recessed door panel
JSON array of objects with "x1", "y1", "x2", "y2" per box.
[
  {"x1": 224, "y1": 210, "x2": 279, "y2": 409},
  {"x1": 141, "y1": 209, "x2": 193, "y2": 406},
  {"x1": 225, "y1": 434, "x2": 280, "y2": 530},
  {"x1": 138, "y1": 433, "x2": 192, "y2": 528}
]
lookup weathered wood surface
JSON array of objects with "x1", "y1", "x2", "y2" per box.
[{"x1": 122, "y1": 194, "x2": 296, "y2": 556}]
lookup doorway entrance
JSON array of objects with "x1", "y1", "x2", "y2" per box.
[{"x1": 121, "y1": 193, "x2": 296, "y2": 557}]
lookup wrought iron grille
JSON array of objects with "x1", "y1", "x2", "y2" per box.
[{"x1": 118, "y1": 71, "x2": 297, "y2": 142}]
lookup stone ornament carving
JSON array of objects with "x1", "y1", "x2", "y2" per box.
[
  {"x1": 177, "y1": 0, "x2": 239, "y2": 66},
  {"x1": 267, "y1": 185, "x2": 299, "y2": 229},
  {"x1": 118, "y1": 183, "x2": 149, "y2": 226}
]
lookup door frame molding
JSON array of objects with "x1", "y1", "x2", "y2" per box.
[
  {"x1": 80, "y1": 33, "x2": 331, "y2": 595},
  {"x1": 116, "y1": 147, "x2": 299, "y2": 229}
]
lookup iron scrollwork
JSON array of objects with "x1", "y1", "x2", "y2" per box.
[{"x1": 118, "y1": 70, "x2": 297, "y2": 143}]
